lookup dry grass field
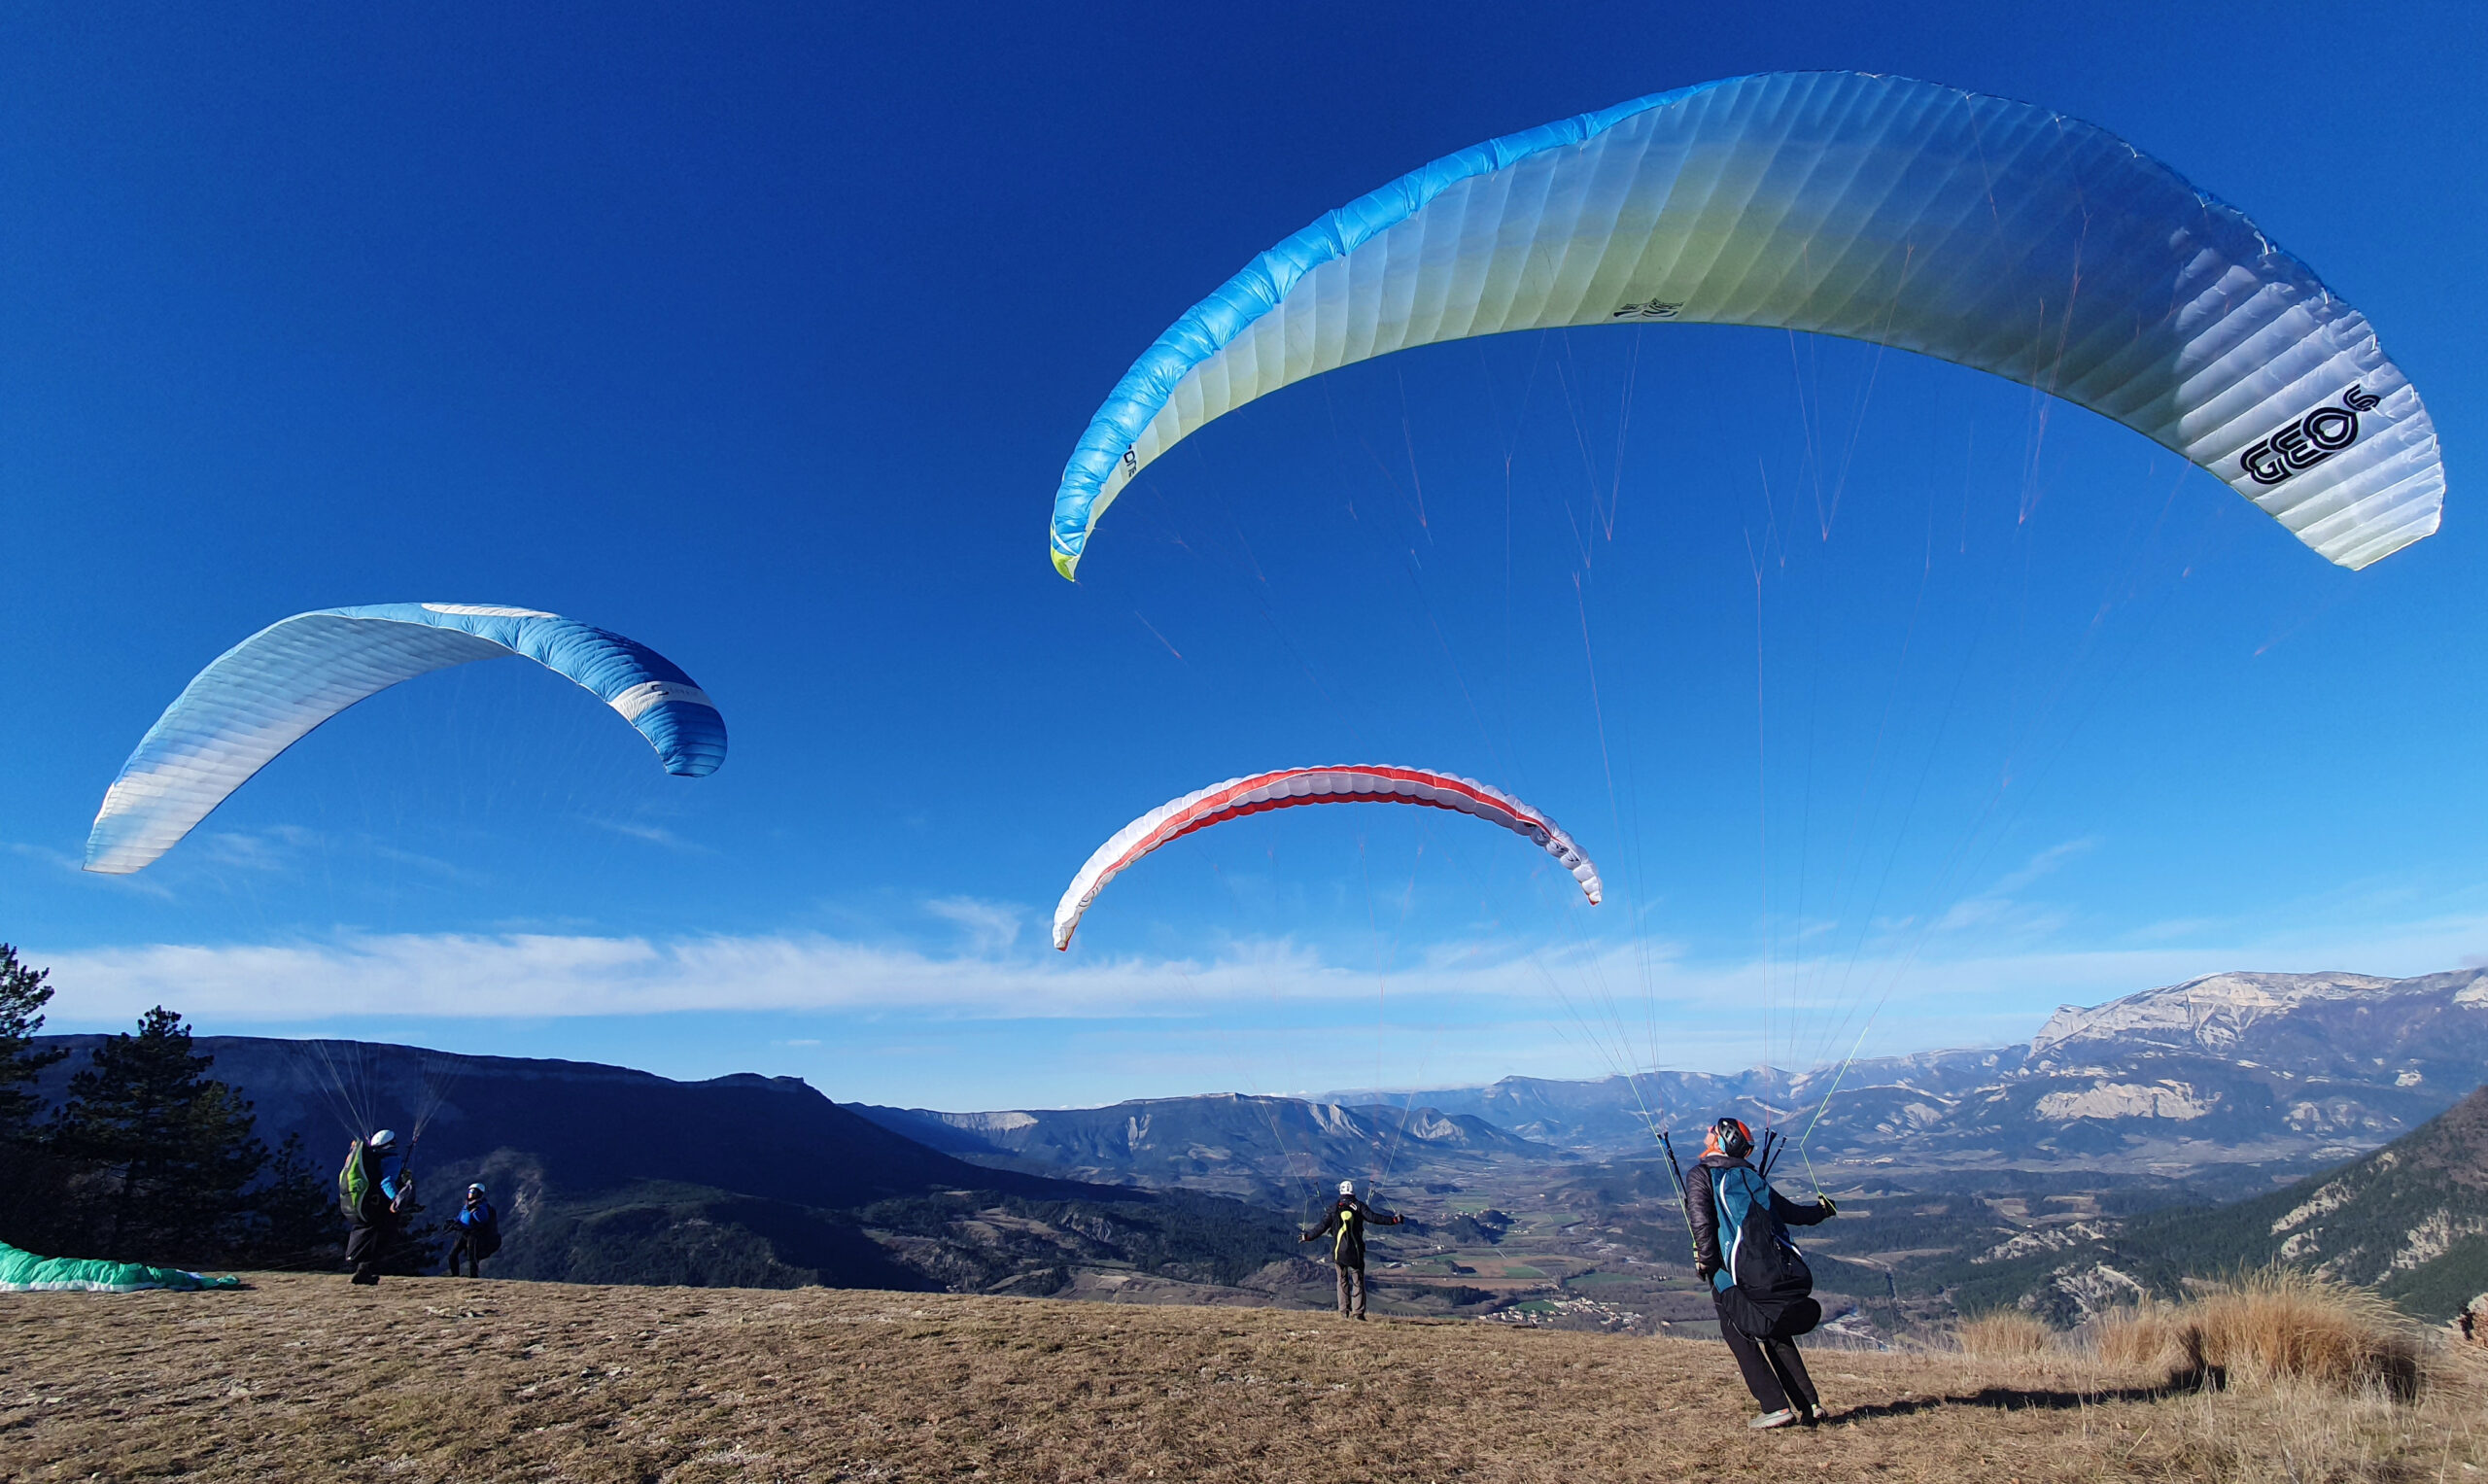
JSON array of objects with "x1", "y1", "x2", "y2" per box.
[{"x1": 3, "y1": 1273, "x2": 2481, "y2": 1483}]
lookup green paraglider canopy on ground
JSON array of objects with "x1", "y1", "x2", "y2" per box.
[{"x1": 0, "y1": 1238, "x2": 241, "y2": 1294}]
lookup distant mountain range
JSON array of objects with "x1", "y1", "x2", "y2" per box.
[
  {"x1": 850, "y1": 1094, "x2": 1555, "y2": 1205},
  {"x1": 24, "y1": 1037, "x2": 1297, "y2": 1294},
  {"x1": 1778, "y1": 968, "x2": 2488, "y2": 1179},
  {"x1": 894, "y1": 970, "x2": 2488, "y2": 1190},
  {"x1": 23, "y1": 965, "x2": 2484, "y2": 1317}
]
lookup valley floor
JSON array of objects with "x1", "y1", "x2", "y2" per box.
[{"x1": 3, "y1": 1274, "x2": 2481, "y2": 1482}]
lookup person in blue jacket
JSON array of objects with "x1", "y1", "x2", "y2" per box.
[
  {"x1": 446, "y1": 1184, "x2": 500, "y2": 1278},
  {"x1": 1687, "y1": 1117, "x2": 1837, "y2": 1429}
]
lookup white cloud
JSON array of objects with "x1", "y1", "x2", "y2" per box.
[
  {"x1": 1927, "y1": 838, "x2": 2093, "y2": 936},
  {"x1": 38, "y1": 930, "x2": 1461, "y2": 1023},
  {"x1": 28, "y1": 900, "x2": 2488, "y2": 1078},
  {"x1": 921, "y1": 896, "x2": 1024, "y2": 956},
  {"x1": 1986, "y1": 838, "x2": 2096, "y2": 897},
  {"x1": 8, "y1": 842, "x2": 176, "y2": 899},
  {"x1": 193, "y1": 824, "x2": 325, "y2": 873},
  {"x1": 581, "y1": 817, "x2": 715, "y2": 854}
]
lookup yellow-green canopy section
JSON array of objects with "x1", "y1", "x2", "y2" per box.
[{"x1": 1051, "y1": 72, "x2": 2441, "y2": 578}]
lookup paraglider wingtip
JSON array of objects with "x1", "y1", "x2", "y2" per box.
[{"x1": 1051, "y1": 548, "x2": 1081, "y2": 582}]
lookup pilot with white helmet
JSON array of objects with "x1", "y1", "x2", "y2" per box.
[{"x1": 1300, "y1": 1179, "x2": 1403, "y2": 1320}]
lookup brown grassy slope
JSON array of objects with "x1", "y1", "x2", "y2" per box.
[{"x1": 3, "y1": 1274, "x2": 2480, "y2": 1483}]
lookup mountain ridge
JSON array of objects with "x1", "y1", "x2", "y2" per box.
[
  {"x1": 20, "y1": 1035, "x2": 1299, "y2": 1295},
  {"x1": 887, "y1": 968, "x2": 2488, "y2": 1189},
  {"x1": 849, "y1": 1092, "x2": 1556, "y2": 1204}
]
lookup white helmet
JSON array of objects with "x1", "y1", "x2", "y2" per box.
[
  {"x1": 368, "y1": 1129, "x2": 398, "y2": 1151},
  {"x1": 1338, "y1": 1180, "x2": 1356, "y2": 1196}
]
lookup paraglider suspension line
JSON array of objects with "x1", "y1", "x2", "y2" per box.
[
  {"x1": 1795, "y1": 1016, "x2": 1879, "y2": 1197},
  {"x1": 1655, "y1": 1129, "x2": 1700, "y2": 1267}
]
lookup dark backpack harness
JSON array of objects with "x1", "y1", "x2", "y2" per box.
[
  {"x1": 336, "y1": 1140, "x2": 393, "y2": 1225},
  {"x1": 1708, "y1": 1162, "x2": 1820, "y2": 1340},
  {"x1": 1330, "y1": 1201, "x2": 1364, "y2": 1264}
]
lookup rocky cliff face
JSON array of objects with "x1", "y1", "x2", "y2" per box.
[
  {"x1": 1780, "y1": 970, "x2": 2488, "y2": 1178},
  {"x1": 2029, "y1": 969, "x2": 2488, "y2": 1070},
  {"x1": 1968, "y1": 1084, "x2": 2488, "y2": 1324}
]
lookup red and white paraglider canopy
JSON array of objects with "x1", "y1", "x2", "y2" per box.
[{"x1": 1053, "y1": 765, "x2": 1601, "y2": 950}]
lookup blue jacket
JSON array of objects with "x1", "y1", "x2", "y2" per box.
[
  {"x1": 1687, "y1": 1153, "x2": 1829, "y2": 1294},
  {"x1": 456, "y1": 1198, "x2": 497, "y2": 1231}
]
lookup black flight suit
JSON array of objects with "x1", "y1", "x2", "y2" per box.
[
  {"x1": 1301, "y1": 1196, "x2": 1402, "y2": 1319},
  {"x1": 1688, "y1": 1151, "x2": 1832, "y2": 1416}
]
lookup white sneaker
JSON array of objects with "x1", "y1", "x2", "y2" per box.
[{"x1": 1748, "y1": 1409, "x2": 1799, "y2": 1431}]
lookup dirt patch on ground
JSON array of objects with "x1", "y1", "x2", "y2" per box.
[{"x1": 3, "y1": 1273, "x2": 2480, "y2": 1481}]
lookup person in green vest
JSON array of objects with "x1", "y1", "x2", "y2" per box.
[
  {"x1": 1300, "y1": 1179, "x2": 1403, "y2": 1320},
  {"x1": 337, "y1": 1128, "x2": 415, "y2": 1286}
]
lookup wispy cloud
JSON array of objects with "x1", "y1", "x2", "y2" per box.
[
  {"x1": 363, "y1": 842, "x2": 492, "y2": 883},
  {"x1": 8, "y1": 842, "x2": 176, "y2": 899},
  {"x1": 40, "y1": 930, "x2": 1368, "y2": 1023},
  {"x1": 194, "y1": 824, "x2": 324, "y2": 873},
  {"x1": 1929, "y1": 838, "x2": 2093, "y2": 935},
  {"x1": 29, "y1": 899, "x2": 2488, "y2": 1078},
  {"x1": 922, "y1": 896, "x2": 1023, "y2": 955},
  {"x1": 1987, "y1": 838, "x2": 2096, "y2": 897},
  {"x1": 17, "y1": 826, "x2": 485, "y2": 893},
  {"x1": 581, "y1": 817, "x2": 716, "y2": 854}
]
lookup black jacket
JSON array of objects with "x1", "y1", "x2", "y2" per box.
[
  {"x1": 1301, "y1": 1196, "x2": 1401, "y2": 1268},
  {"x1": 1686, "y1": 1152, "x2": 1828, "y2": 1279}
]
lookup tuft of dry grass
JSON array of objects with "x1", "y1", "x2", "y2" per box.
[
  {"x1": 2142, "y1": 1363, "x2": 2488, "y2": 1484},
  {"x1": 2087, "y1": 1296, "x2": 2184, "y2": 1373},
  {"x1": 2169, "y1": 1267, "x2": 2431, "y2": 1399},
  {"x1": 1950, "y1": 1309, "x2": 2055, "y2": 1359}
]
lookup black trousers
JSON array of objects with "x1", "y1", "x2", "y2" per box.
[
  {"x1": 446, "y1": 1235, "x2": 484, "y2": 1278},
  {"x1": 1713, "y1": 1291, "x2": 1818, "y2": 1413},
  {"x1": 345, "y1": 1221, "x2": 391, "y2": 1283}
]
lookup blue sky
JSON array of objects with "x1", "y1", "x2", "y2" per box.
[{"x1": 5, "y1": 3, "x2": 2483, "y2": 1111}]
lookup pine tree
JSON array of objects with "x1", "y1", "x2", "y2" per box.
[
  {"x1": 0, "y1": 944, "x2": 68, "y2": 1142},
  {"x1": 52, "y1": 1007, "x2": 268, "y2": 1265},
  {"x1": 249, "y1": 1132, "x2": 346, "y2": 1269},
  {"x1": 382, "y1": 1207, "x2": 448, "y2": 1277}
]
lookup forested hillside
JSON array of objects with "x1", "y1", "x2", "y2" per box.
[
  {"x1": 8, "y1": 980, "x2": 1303, "y2": 1294},
  {"x1": 1939, "y1": 1086, "x2": 2488, "y2": 1323}
]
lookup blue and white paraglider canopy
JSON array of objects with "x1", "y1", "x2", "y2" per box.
[{"x1": 85, "y1": 603, "x2": 727, "y2": 874}]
